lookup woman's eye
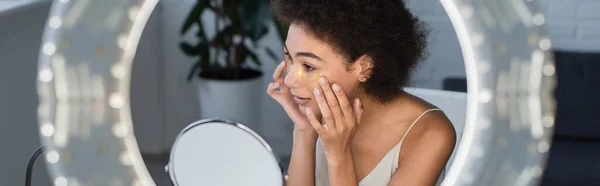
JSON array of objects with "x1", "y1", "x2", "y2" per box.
[{"x1": 303, "y1": 64, "x2": 315, "y2": 72}]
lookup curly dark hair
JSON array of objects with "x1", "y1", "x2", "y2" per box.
[{"x1": 271, "y1": 0, "x2": 430, "y2": 104}]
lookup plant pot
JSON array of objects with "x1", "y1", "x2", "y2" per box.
[{"x1": 196, "y1": 73, "x2": 263, "y2": 132}]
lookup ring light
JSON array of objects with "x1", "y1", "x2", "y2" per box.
[
  {"x1": 36, "y1": 0, "x2": 556, "y2": 185},
  {"x1": 36, "y1": 0, "x2": 158, "y2": 185},
  {"x1": 440, "y1": 0, "x2": 555, "y2": 185}
]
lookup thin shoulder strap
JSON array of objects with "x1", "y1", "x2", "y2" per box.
[
  {"x1": 398, "y1": 108, "x2": 442, "y2": 146},
  {"x1": 391, "y1": 108, "x2": 442, "y2": 167}
]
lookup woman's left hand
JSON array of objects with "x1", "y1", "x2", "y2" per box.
[{"x1": 305, "y1": 76, "x2": 364, "y2": 159}]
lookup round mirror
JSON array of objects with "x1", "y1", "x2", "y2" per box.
[
  {"x1": 35, "y1": 0, "x2": 555, "y2": 185},
  {"x1": 166, "y1": 119, "x2": 283, "y2": 186}
]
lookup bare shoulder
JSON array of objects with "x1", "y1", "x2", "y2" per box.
[
  {"x1": 387, "y1": 94, "x2": 458, "y2": 185},
  {"x1": 397, "y1": 95, "x2": 457, "y2": 161},
  {"x1": 408, "y1": 93, "x2": 456, "y2": 143},
  {"x1": 393, "y1": 108, "x2": 457, "y2": 184},
  {"x1": 417, "y1": 110, "x2": 457, "y2": 147}
]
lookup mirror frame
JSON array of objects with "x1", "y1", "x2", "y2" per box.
[
  {"x1": 165, "y1": 118, "x2": 284, "y2": 186},
  {"x1": 36, "y1": 0, "x2": 556, "y2": 185}
]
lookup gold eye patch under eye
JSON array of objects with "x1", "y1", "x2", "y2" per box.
[
  {"x1": 297, "y1": 67, "x2": 322, "y2": 91},
  {"x1": 283, "y1": 62, "x2": 322, "y2": 91}
]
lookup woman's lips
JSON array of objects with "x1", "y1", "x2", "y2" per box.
[{"x1": 294, "y1": 96, "x2": 310, "y2": 105}]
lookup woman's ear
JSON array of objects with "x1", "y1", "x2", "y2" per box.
[{"x1": 356, "y1": 55, "x2": 374, "y2": 82}]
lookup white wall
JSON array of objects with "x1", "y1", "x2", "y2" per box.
[
  {"x1": 0, "y1": 1, "x2": 165, "y2": 185},
  {"x1": 157, "y1": 0, "x2": 203, "y2": 152},
  {"x1": 539, "y1": 0, "x2": 600, "y2": 52},
  {"x1": 404, "y1": 0, "x2": 465, "y2": 89},
  {"x1": 405, "y1": 0, "x2": 600, "y2": 89}
]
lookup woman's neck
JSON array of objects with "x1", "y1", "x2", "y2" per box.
[{"x1": 355, "y1": 92, "x2": 408, "y2": 125}]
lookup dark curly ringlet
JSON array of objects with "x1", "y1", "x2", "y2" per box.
[{"x1": 271, "y1": 0, "x2": 430, "y2": 104}]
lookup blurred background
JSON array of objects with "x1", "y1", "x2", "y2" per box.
[{"x1": 0, "y1": 0, "x2": 598, "y2": 185}]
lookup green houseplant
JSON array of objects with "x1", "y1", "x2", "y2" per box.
[{"x1": 179, "y1": 0, "x2": 288, "y2": 129}]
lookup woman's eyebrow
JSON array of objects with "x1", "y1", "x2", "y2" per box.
[
  {"x1": 295, "y1": 52, "x2": 323, "y2": 61},
  {"x1": 284, "y1": 44, "x2": 323, "y2": 62}
]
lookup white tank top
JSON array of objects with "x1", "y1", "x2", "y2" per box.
[{"x1": 315, "y1": 108, "x2": 444, "y2": 186}]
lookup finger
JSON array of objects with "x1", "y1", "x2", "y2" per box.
[
  {"x1": 273, "y1": 61, "x2": 286, "y2": 81},
  {"x1": 267, "y1": 82, "x2": 289, "y2": 101},
  {"x1": 319, "y1": 77, "x2": 344, "y2": 131},
  {"x1": 313, "y1": 86, "x2": 335, "y2": 131},
  {"x1": 354, "y1": 98, "x2": 364, "y2": 124},
  {"x1": 332, "y1": 83, "x2": 354, "y2": 126},
  {"x1": 275, "y1": 62, "x2": 292, "y2": 94},
  {"x1": 266, "y1": 82, "x2": 280, "y2": 96},
  {"x1": 305, "y1": 108, "x2": 325, "y2": 134}
]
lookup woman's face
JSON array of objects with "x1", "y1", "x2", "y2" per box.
[{"x1": 283, "y1": 24, "x2": 364, "y2": 116}]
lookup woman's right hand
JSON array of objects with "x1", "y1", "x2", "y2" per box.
[{"x1": 267, "y1": 61, "x2": 315, "y2": 133}]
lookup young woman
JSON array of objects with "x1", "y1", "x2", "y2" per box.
[{"x1": 266, "y1": 0, "x2": 457, "y2": 185}]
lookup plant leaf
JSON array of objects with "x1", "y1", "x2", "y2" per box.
[
  {"x1": 239, "y1": 0, "x2": 271, "y2": 39},
  {"x1": 197, "y1": 41, "x2": 211, "y2": 68},
  {"x1": 234, "y1": 43, "x2": 247, "y2": 67},
  {"x1": 180, "y1": 42, "x2": 198, "y2": 56},
  {"x1": 264, "y1": 47, "x2": 280, "y2": 62},
  {"x1": 246, "y1": 23, "x2": 269, "y2": 41},
  {"x1": 245, "y1": 45, "x2": 261, "y2": 66},
  {"x1": 222, "y1": 0, "x2": 233, "y2": 15},
  {"x1": 201, "y1": 54, "x2": 210, "y2": 69},
  {"x1": 187, "y1": 62, "x2": 201, "y2": 82},
  {"x1": 211, "y1": 25, "x2": 234, "y2": 47},
  {"x1": 180, "y1": 0, "x2": 209, "y2": 35},
  {"x1": 273, "y1": 20, "x2": 289, "y2": 44}
]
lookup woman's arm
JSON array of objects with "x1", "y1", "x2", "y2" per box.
[
  {"x1": 325, "y1": 150, "x2": 359, "y2": 186},
  {"x1": 286, "y1": 130, "x2": 318, "y2": 186},
  {"x1": 388, "y1": 113, "x2": 457, "y2": 186}
]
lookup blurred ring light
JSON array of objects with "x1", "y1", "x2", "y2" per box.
[
  {"x1": 440, "y1": 0, "x2": 556, "y2": 185},
  {"x1": 35, "y1": 0, "x2": 555, "y2": 186},
  {"x1": 36, "y1": 0, "x2": 158, "y2": 185}
]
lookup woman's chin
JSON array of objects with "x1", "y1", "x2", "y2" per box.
[
  {"x1": 298, "y1": 105, "x2": 310, "y2": 113},
  {"x1": 297, "y1": 105, "x2": 314, "y2": 115}
]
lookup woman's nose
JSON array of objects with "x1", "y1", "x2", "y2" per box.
[{"x1": 284, "y1": 66, "x2": 301, "y2": 88}]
